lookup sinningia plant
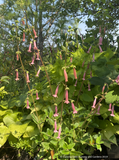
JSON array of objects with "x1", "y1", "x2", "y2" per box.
[{"x1": 1, "y1": 21, "x2": 119, "y2": 160}]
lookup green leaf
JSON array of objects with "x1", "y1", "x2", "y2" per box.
[
  {"x1": 23, "y1": 122, "x2": 39, "y2": 138},
  {"x1": 3, "y1": 112, "x2": 19, "y2": 126},
  {"x1": 68, "y1": 143, "x2": 75, "y2": 149},
  {"x1": 0, "y1": 126, "x2": 10, "y2": 147},
  {"x1": 9, "y1": 122, "x2": 29, "y2": 138},
  {"x1": 42, "y1": 142, "x2": 50, "y2": 150},
  {"x1": 47, "y1": 128, "x2": 53, "y2": 136},
  {"x1": 105, "y1": 91, "x2": 117, "y2": 104},
  {"x1": 65, "y1": 127, "x2": 69, "y2": 133},
  {"x1": 60, "y1": 150, "x2": 69, "y2": 155},
  {"x1": 80, "y1": 93, "x2": 93, "y2": 102},
  {"x1": 103, "y1": 125, "x2": 116, "y2": 142},
  {"x1": 0, "y1": 76, "x2": 10, "y2": 83},
  {"x1": 0, "y1": 101, "x2": 8, "y2": 109},
  {"x1": 50, "y1": 140, "x2": 57, "y2": 146}
]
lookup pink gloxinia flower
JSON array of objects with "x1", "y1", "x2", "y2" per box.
[
  {"x1": 23, "y1": 32, "x2": 25, "y2": 42},
  {"x1": 99, "y1": 45, "x2": 103, "y2": 53},
  {"x1": 64, "y1": 89, "x2": 69, "y2": 104},
  {"x1": 36, "y1": 91, "x2": 39, "y2": 100},
  {"x1": 34, "y1": 40, "x2": 37, "y2": 50},
  {"x1": 54, "y1": 105, "x2": 59, "y2": 117},
  {"x1": 16, "y1": 53, "x2": 19, "y2": 61},
  {"x1": 64, "y1": 69, "x2": 68, "y2": 82},
  {"x1": 99, "y1": 37, "x2": 103, "y2": 45},
  {"x1": 26, "y1": 71, "x2": 30, "y2": 83},
  {"x1": 36, "y1": 68, "x2": 40, "y2": 77},
  {"x1": 53, "y1": 85, "x2": 59, "y2": 98},
  {"x1": 115, "y1": 75, "x2": 119, "y2": 85},
  {"x1": 82, "y1": 71, "x2": 86, "y2": 80},
  {"x1": 70, "y1": 57, "x2": 72, "y2": 62},
  {"x1": 108, "y1": 103, "x2": 112, "y2": 111},
  {"x1": 54, "y1": 120, "x2": 58, "y2": 133},
  {"x1": 22, "y1": 20, "x2": 25, "y2": 25},
  {"x1": 36, "y1": 52, "x2": 40, "y2": 60},
  {"x1": 88, "y1": 82, "x2": 91, "y2": 91},
  {"x1": 31, "y1": 55, "x2": 35, "y2": 65},
  {"x1": 33, "y1": 28, "x2": 37, "y2": 38},
  {"x1": 102, "y1": 83, "x2": 106, "y2": 93},
  {"x1": 28, "y1": 42, "x2": 32, "y2": 52},
  {"x1": 73, "y1": 68, "x2": 77, "y2": 79},
  {"x1": 26, "y1": 99, "x2": 30, "y2": 109},
  {"x1": 60, "y1": 54, "x2": 62, "y2": 60},
  {"x1": 15, "y1": 69, "x2": 19, "y2": 81},
  {"x1": 71, "y1": 102, "x2": 77, "y2": 114},
  {"x1": 96, "y1": 104, "x2": 101, "y2": 115},
  {"x1": 110, "y1": 105, "x2": 115, "y2": 117},
  {"x1": 57, "y1": 126, "x2": 61, "y2": 139},
  {"x1": 92, "y1": 96, "x2": 97, "y2": 109},
  {"x1": 87, "y1": 45, "x2": 92, "y2": 53}
]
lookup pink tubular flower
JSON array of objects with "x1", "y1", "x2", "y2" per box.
[
  {"x1": 115, "y1": 75, "x2": 119, "y2": 85},
  {"x1": 22, "y1": 20, "x2": 25, "y2": 25},
  {"x1": 34, "y1": 40, "x2": 37, "y2": 50},
  {"x1": 92, "y1": 53, "x2": 95, "y2": 62},
  {"x1": 64, "y1": 69, "x2": 68, "y2": 82},
  {"x1": 36, "y1": 91, "x2": 39, "y2": 100},
  {"x1": 16, "y1": 54, "x2": 19, "y2": 61},
  {"x1": 15, "y1": 69, "x2": 19, "y2": 81},
  {"x1": 60, "y1": 54, "x2": 62, "y2": 60},
  {"x1": 26, "y1": 71, "x2": 30, "y2": 83},
  {"x1": 70, "y1": 57, "x2": 72, "y2": 62},
  {"x1": 28, "y1": 42, "x2": 32, "y2": 52},
  {"x1": 99, "y1": 37, "x2": 103, "y2": 45},
  {"x1": 64, "y1": 89, "x2": 70, "y2": 104},
  {"x1": 23, "y1": 32, "x2": 25, "y2": 42},
  {"x1": 92, "y1": 96, "x2": 97, "y2": 109},
  {"x1": 88, "y1": 82, "x2": 91, "y2": 91},
  {"x1": 26, "y1": 99, "x2": 30, "y2": 109},
  {"x1": 36, "y1": 52, "x2": 40, "y2": 60},
  {"x1": 31, "y1": 55, "x2": 35, "y2": 65},
  {"x1": 53, "y1": 85, "x2": 59, "y2": 98},
  {"x1": 102, "y1": 83, "x2": 106, "y2": 93},
  {"x1": 54, "y1": 120, "x2": 58, "y2": 133},
  {"x1": 108, "y1": 103, "x2": 112, "y2": 111},
  {"x1": 82, "y1": 72, "x2": 86, "y2": 80},
  {"x1": 57, "y1": 126, "x2": 61, "y2": 139},
  {"x1": 71, "y1": 102, "x2": 77, "y2": 114},
  {"x1": 110, "y1": 105, "x2": 115, "y2": 117},
  {"x1": 36, "y1": 68, "x2": 40, "y2": 77},
  {"x1": 87, "y1": 45, "x2": 92, "y2": 53},
  {"x1": 54, "y1": 105, "x2": 59, "y2": 117},
  {"x1": 33, "y1": 28, "x2": 37, "y2": 38},
  {"x1": 99, "y1": 45, "x2": 103, "y2": 53},
  {"x1": 73, "y1": 68, "x2": 77, "y2": 79},
  {"x1": 96, "y1": 104, "x2": 101, "y2": 115}
]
